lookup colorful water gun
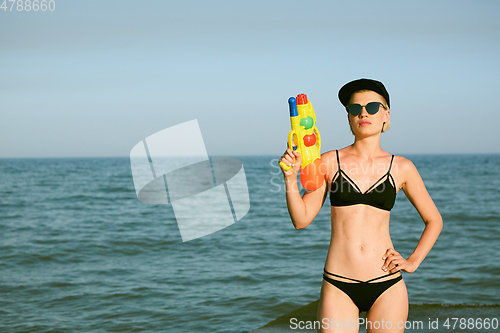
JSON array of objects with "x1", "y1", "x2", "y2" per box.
[{"x1": 279, "y1": 94, "x2": 324, "y2": 191}]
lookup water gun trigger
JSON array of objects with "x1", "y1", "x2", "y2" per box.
[{"x1": 288, "y1": 132, "x2": 298, "y2": 151}]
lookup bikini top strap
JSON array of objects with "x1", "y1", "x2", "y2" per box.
[
  {"x1": 336, "y1": 150, "x2": 340, "y2": 170},
  {"x1": 387, "y1": 155, "x2": 395, "y2": 174}
]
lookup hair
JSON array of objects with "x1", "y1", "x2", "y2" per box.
[{"x1": 347, "y1": 89, "x2": 390, "y2": 134}]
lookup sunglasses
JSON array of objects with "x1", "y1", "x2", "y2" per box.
[{"x1": 346, "y1": 102, "x2": 387, "y2": 116}]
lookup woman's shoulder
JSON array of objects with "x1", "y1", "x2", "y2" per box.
[
  {"x1": 320, "y1": 147, "x2": 348, "y2": 164},
  {"x1": 392, "y1": 155, "x2": 415, "y2": 167},
  {"x1": 320, "y1": 149, "x2": 344, "y2": 180},
  {"x1": 321, "y1": 146, "x2": 350, "y2": 159},
  {"x1": 392, "y1": 155, "x2": 419, "y2": 178},
  {"x1": 321, "y1": 149, "x2": 337, "y2": 160}
]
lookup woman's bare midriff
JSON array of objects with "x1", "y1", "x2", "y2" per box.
[{"x1": 324, "y1": 204, "x2": 397, "y2": 282}]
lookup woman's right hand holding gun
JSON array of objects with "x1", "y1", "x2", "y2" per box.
[
  {"x1": 280, "y1": 148, "x2": 301, "y2": 179},
  {"x1": 280, "y1": 148, "x2": 309, "y2": 229},
  {"x1": 279, "y1": 147, "x2": 327, "y2": 230}
]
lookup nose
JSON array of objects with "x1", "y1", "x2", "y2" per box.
[{"x1": 358, "y1": 105, "x2": 370, "y2": 117}]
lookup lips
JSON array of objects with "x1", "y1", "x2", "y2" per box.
[{"x1": 359, "y1": 121, "x2": 371, "y2": 126}]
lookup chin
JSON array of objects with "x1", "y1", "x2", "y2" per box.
[{"x1": 354, "y1": 128, "x2": 381, "y2": 137}]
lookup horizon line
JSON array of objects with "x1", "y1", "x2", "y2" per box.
[{"x1": 1, "y1": 152, "x2": 500, "y2": 159}]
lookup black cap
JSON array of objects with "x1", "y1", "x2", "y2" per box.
[{"x1": 338, "y1": 78, "x2": 390, "y2": 108}]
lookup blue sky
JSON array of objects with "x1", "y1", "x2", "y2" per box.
[{"x1": 2, "y1": 0, "x2": 499, "y2": 157}]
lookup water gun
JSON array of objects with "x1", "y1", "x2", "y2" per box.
[{"x1": 279, "y1": 94, "x2": 324, "y2": 191}]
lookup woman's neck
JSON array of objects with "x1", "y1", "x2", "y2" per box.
[{"x1": 350, "y1": 134, "x2": 384, "y2": 159}]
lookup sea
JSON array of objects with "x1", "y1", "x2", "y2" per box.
[{"x1": 1, "y1": 154, "x2": 499, "y2": 332}]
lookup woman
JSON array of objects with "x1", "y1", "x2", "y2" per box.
[{"x1": 280, "y1": 79, "x2": 442, "y2": 332}]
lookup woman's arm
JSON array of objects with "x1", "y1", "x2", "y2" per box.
[
  {"x1": 280, "y1": 149, "x2": 329, "y2": 229},
  {"x1": 383, "y1": 157, "x2": 443, "y2": 273}
]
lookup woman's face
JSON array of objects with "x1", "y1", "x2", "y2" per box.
[{"x1": 347, "y1": 90, "x2": 390, "y2": 137}]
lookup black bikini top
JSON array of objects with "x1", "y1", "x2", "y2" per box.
[{"x1": 329, "y1": 150, "x2": 396, "y2": 211}]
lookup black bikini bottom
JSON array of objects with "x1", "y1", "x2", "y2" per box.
[{"x1": 322, "y1": 269, "x2": 403, "y2": 312}]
